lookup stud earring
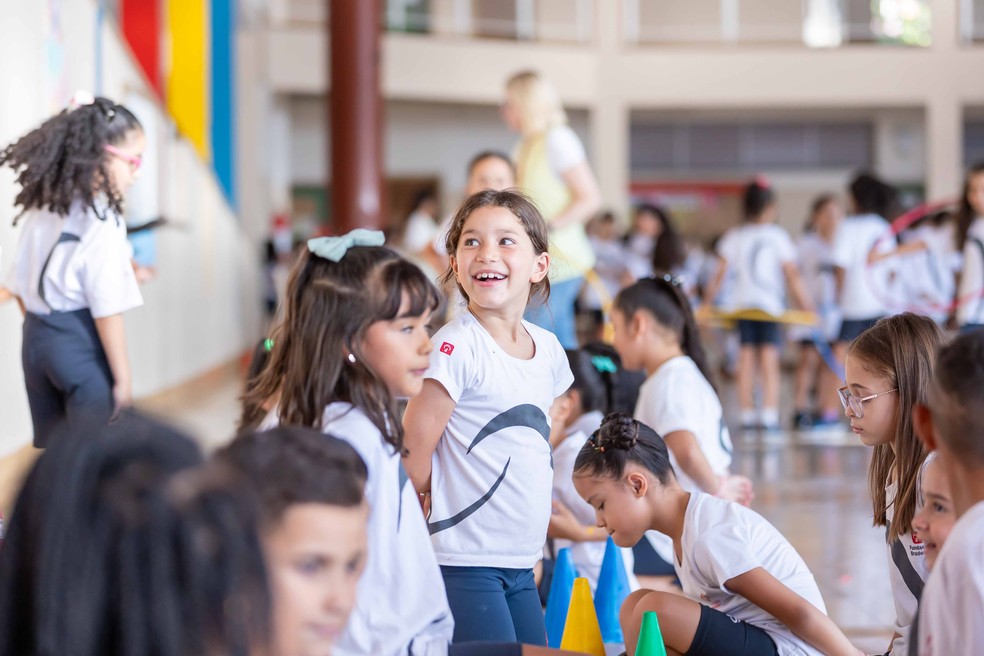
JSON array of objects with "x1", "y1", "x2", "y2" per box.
[{"x1": 347, "y1": 353, "x2": 356, "y2": 364}]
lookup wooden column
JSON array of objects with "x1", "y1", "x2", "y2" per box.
[{"x1": 329, "y1": 0, "x2": 383, "y2": 231}]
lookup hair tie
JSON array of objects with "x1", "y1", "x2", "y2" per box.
[
  {"x1": 650, "y1": 273, "x2": 682, "y2": 288},
  {"x1": 307, "y1": 228, "x2": 385, "y2": 262},
  {"x1": 754, "y1": 174, "x2": 771, "y2": 189},
  {"x1": 590, "y1": 355, "x2": 617, "y2": 374},
  {"x1": 69, "y1": 90, "x2": 95, "y2": 110}
]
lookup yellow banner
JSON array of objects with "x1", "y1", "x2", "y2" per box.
[{"x1": 166, "y1": 0, "x2": 209, "y2": 159}]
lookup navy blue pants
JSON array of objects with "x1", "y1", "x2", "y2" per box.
[
  {"x1": 441, "y1": 566, "x2": 547, "y2": 645},
  {"x1": 23, "y1": 309, "x2": 114, "y2": 448}
]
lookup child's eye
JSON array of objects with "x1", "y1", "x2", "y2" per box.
[
  {"x1": 933, "y1": 502, "x2": 948, "y2": 513},
  {"x1": 598, "y1": 503, "x2": 605, "y2": 511},
  {"x1": 463, "y1": 238, "x2": 479, "y2": 247},
  {"x1": 297, "y1": 558, "x2": 326, "y2": 575},
  {"x1": 500, "y1": 237, "x2": 516, "y2": 246}
]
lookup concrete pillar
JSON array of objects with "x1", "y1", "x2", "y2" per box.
[
  {"x1": 926, "y1": 98, "x2": 963, "y2": 201},
  {"x1": 329, "y1": 0, "x2": 383, "y2": 231},
  {"x1": 591, "y1": 0, "x2": 630, "y2": 219}
]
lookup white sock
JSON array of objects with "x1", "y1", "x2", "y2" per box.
[
  {"x1": 761, "y1": 408, "x2": 779, "y2": 427},
  {"x1": 740, "y1": 409, "x2": 758, "y2": 426}
]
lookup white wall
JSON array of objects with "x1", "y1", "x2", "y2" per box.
[
  {"x1": 288, "y1": 97, "x2": 592, "y2": 213},
  {"x1": 0, "y1": 0, "x2": 262, "y2": 455}
]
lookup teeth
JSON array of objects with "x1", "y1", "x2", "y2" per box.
[{"x1": 476, "y1": 273, "x2": 505, "y2": 280}]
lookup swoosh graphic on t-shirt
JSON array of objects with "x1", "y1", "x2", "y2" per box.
[
  {"x1": 427, "y1": 458, "x2": 511, "y2": 535},
  {"x1": 466, "y1": 404, "x2": 550, "y2": 454},
  {"x1": 749, "y1": 239, "x2": 782, "y2": 299}
]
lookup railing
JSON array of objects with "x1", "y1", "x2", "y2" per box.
[
  {"x1": 623, "y1": 0, "x2": 932, "y2": 48},
  {"x1": 275, "y1": 0, "x2": 594, "y2": 44}
]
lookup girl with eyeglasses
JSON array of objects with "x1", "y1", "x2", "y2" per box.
[
  {"x1": 0, "y1": 93, "x2": 145, "y2": 447},
  {"x1": 841, "y1": 312, "x2": 944, "y2": 655},
  {"x1": 610, "y1": 275, "x2": 754, "y2": 574}
]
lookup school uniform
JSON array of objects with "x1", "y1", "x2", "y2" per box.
[
  {"x1": 895, "y1": 224, "x2": 959, "y2": 325},
  {"x1": 914, "y1": 500, "x2": 984, "y2": 656},
  {"x1": 716, "y1": 223, "x2": 797, "y2": 345},
  {"x1": 425, "y1": 312, "x2": 573, "y2": 644},
  {"x1": 676, "y1": 493, "x2": 828, "y2": 656},
  {"x1": 3, "y1": 200, "x2": 142, "y2": 447},
  {"x1": 551, "y1": 410, "x2": 639, "y2": 593},
  {"x1": 634, "y1": 356, "x2": 734, "y2": 565},
  {"x1": 957, "y1": 217, "x2": 984, "y2": 330},
  {"x1": 787, "y1": 233, "x2": 840, "y2": 344},
  {"x1": 884, "y1": 482, "x2": 928, "y2": 655},
  {"x1": 831, "y1": 214, "x2": 895, "y2": 341},
  {"x1": 260, "y1": 403, "x2": 454, "y2": 656}
]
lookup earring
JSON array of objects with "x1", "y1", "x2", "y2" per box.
[{"x1": 347, "y1": 353, "x2": 356, "y2": 364}]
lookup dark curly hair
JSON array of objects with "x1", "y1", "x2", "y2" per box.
[
  {"x1": 573, "y1": 413, "x2": 676, "y2": 485},
  {"x1": 0, "y1": 97, "x2": 142, "y2": 225}
]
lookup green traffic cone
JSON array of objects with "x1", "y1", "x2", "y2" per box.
[{"x1": 635, "y1": 610, "x2": 667, "y2": 656}]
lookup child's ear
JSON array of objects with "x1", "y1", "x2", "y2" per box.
[
  {"x1": 630, "y1": 310, "x2": 647, "y2": 339},
  {"x1": 530, "y1": 251, "x2": 550, "y2": 284},
  {"x1": 450, "y1": 254, "x2": 460, "y2": 278},
  {"x1": 626, "y1": 471, "x2": 649, "y2": 498},
  {"x1": 913, "y1": 403, "x2": 938, "y2": 452}
]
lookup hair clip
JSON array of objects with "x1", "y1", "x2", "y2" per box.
[
  {"x1": 308, "y1": 228, "x2": 385, "y2": 262},
  {"x1": 69, "y1": 90, "x2": 95, "y2": 110},
  {"x1": 590, "y1": 355, "x2": 617, "y2": 374},
  {"x1": 263, "y1": 338, "x2": 274, "y2": 352},
  {"x1": 649, "y1": 273, "x2": 682, "y2": 287}
]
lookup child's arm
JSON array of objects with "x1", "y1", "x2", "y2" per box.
[
  {"x1": 549, "y1": 162, "x2": 602, "y2": 231},
  {"x1": 725, "y1": 567, "x2": 862, "y2": 656},
  {"x1": 402, "y1": 379, "x2": 456, "y2": 496},
  {"x1": 93, "y1": 314, "x2": 132, "y2": 419},
  {"x1": 701, "y1": 257, "x2": 727, "y2": 307},
  {"x1": 547, "y1": 500, "x2": 608, "y2": 543},
  {"x1": 781, "y1": 262, "x2": 816, "y2": 313},
  {"x1": 664, "y1": 431, "x2": 753, "y2": 505}
]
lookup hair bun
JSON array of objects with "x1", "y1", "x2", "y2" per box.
[{"x1": 598, "y1": 413, "x2": 639, "y2": 451}]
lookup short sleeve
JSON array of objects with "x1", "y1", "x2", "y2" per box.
[
  {"x1": 716, "y1": 229, "x2": 737, "y2": 263},
  {"x1": 773, "y1": 228, "x2": 797, "y2": 262},
  {"x1": 692, "y1": 521, "x2": 761, "y2": 591},
  {"x1": 425, "y1": 326, "x2": 474, "y2": 403},
  {"x1": 830, "y1": 223, "x2": 853, "y2": 268},
  {"x1": 81, "y1": 222, "x2": 143, "y2": 318},
  {"x1": 546, "y1": 125, "x2": 587, "y2": 175},
  {"x1": 550, "y1": 336, "x2": 575, "y2": 397},
  {"x1": 636, "y1": 370, "x2": 695, "y2": 437}
]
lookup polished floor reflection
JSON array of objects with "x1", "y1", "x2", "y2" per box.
[{"x1": 2, "y1": 364, "x2": 895, "y2": 653}]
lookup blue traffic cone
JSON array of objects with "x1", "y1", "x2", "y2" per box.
[
  {"x1": 545, "y1": 548, "x2": 577, "y2": 648},
  {"x1": 594, "y1": 536, "x2": 631, "y2": 643}
]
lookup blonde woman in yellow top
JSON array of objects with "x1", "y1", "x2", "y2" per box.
[{"x1": 503, "y1": 70, "x2": 602, "y2": 348}]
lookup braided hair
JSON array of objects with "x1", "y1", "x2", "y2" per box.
[
  {"x1": 0, "y1": 96, "x2": 142, "y2": 224},
  {"x1": 574, "y1": 413, "x2": 676, "y2": 485}
]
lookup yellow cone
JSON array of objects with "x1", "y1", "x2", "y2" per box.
[{"x1": 559, "y1": 578, "x2": 606, "y2": 656}]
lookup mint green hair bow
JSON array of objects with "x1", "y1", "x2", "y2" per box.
[{"x1": 307, "y1": 228, "x2": 385, "y2": 262}]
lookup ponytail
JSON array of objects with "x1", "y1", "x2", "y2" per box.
[
  {"x1": 613, "y1": 275, "x2": 716, "y2": 391},
  {"x1": 574, "y1": 413, "x2": 675, "y2": 484}
]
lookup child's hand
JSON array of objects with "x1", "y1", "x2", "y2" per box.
[
  {"x1": 717, "y1": 474, "x2": 754, "y2": 507},
  {"x1": 547, "y1": 500, "x2": 584, "y2": 541},
  {"x1": 110, "y1": 381, "x2": 132, "y2": 421}
]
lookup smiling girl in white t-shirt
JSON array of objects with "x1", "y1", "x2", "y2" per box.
[{"x1": 572, "y1": 414, "x2": 862, "y2": 656}]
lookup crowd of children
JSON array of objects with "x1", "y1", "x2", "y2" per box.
[{"x1": 3, "y1": 90, "x2": 984, "y2": 656}]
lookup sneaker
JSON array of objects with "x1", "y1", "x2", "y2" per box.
[{"x1": 793, "y1": 411, "x2": 814, "y2": 430}]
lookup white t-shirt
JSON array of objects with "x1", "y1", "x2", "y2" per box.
[
  {"x1": 716, "y1": 223, "x2": 797, "y2": 316},
  {"x1": 676, "y1": 493, "x2": 828, "y2": 656},
  {"x1": 4, "y1": 200, "x2": 142, "y2": 317},
  {"x1": 884, "y1": 482, "x2": 928, "y2": 656},
  {"x1": 551, "y1": 411, "x2": 639, "y2": 593},
  {"x1": 425, "y1": 312, "x2": 574, "y2": 568},
  {"x1": 788, "y1": 233, "x2": 840, "y2": 342},
  {"x1": 957, "y1": 217, "x2": 984, "y2": 326},
  {"x1": 260, "y1": 404, "x2": 454, "y2": 656},
  {"x1": 895, "y1": 224, "x2": 959, "y2": 324},
  {"x1": 831, "y1": 214, "x2": 896, "y2": 320},
  {"x1": 635, "y1": 356, "x2": 733, "y2": 562},
  {"x1": 403, "y1": 210, "x2": 438, "y2": 254},
  {"x1": 545, "y1": 124, "x2": 587, "y2": 177},
  {"x1": 915, "y1": 500, "x2": 984, "y2": 656}
]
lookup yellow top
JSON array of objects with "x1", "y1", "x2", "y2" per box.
[{"x1": 516, "y1": 132, "x2": 596, "y2": 282}]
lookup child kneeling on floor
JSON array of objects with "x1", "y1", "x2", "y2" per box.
[{"x1": 572, "y1": 414, "x2": 862, "y2": 656}]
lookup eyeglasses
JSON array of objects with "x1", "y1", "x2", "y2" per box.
[
  {"x1": 837, "y1": 386, "x2": 897, "y2": 419},
  {"x1": 104, "y1": 144, "x2": 142, "y2": 173}
]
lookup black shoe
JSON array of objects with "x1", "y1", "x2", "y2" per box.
[{"x1": 793, "y1": 411, "x2": 814, "y2": 429}]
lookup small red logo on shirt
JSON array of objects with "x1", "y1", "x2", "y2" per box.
[
  {"x1": 440, "y1": 342, "x2": 455, "y2": 355},
  {"x1": 911, "y1": 531, "x2": 923, "y2": 545}
]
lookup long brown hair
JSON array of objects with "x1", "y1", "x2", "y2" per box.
[
  {"x1": 848, "y1": 312, "x2": 944, "y2": 541},
  {"x1": 442, "y1": 188, "x2": 551, "y2": 307},
  {"x1": 239, "y1": 246, "x2": 441, "y2": 453},
  {"x1": 954, "y1": 162, "x2": 984, "y2": 251}
]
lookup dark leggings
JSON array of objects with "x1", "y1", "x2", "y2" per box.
[{"x1": 441, "y1": 566, "x2": 547, "y2": 645}]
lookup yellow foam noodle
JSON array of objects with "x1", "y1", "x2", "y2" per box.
[{"x1": 695, "y1": 306, "x2": 819, "y2": 328}]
